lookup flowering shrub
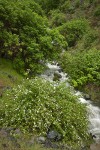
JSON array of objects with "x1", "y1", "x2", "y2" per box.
[{"x1": 0, "y1": 78, "x2": 89, "y2": 147}]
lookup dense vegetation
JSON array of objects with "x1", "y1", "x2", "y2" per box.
[
  {"x1": 0, "y1": 78, "x2": 89, "y2": 148},
  {"x1": 59, "y1": 49, "x2": 100, "y2": 100},
  {"x1": 0, "y1": 0, "x2": 100, "y2": 149},
  {"x1": 0, "y1": 0, "x2": 67, "y2": 75}
]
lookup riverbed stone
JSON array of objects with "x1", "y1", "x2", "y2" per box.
[
  {"x1": 53, "y1": 72, "x2": 62, "y2": 81},
  {"x1": 84, "y1": 94, "x2": 91, "y2": 100}
]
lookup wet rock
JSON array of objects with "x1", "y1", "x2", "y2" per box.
[
  {"x1": 90, "y1": 132, "x2": 96, "y2": 139},
  {"x1": 53, "y1": 72, "x2": 62, "y2": 81},
  {"x1": 47, "y1": 130, "x2": 61, "y2": 141},
  {"x1": 84, "y1": 94, "x2": 91, "y2": 100},
  {"x1": 58, "y1": 68, "x2": 63, "y2": 73}
]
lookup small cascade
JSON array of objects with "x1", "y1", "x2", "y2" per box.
[
  {"x1": 41, "y1": 62, "x2": 100, "y2": 143},
  {"x1": 75, "y1": 91, "x2": 100, "y2": 142}
]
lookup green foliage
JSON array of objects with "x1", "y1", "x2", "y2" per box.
[
  {"x1": 60, "y1": 0, "x2": 75, "y2": 13},
  {"x1": 49, "y1": 9, "x2": 66, "y2": 27},
  {"x1": 0, "y1": 77, "x2": 89, "y2": 148},
  {"x1": 58, "y1": 19, "x2": 89, "y2": 47},
  {"x1": 82, "y1": 30, "x2": 98, "y2": 48},
  {"x1": 59, "y1": 49, "x2": 100, "y2": 88},
  {"x1": 0, "y1": 0, "x2": 67, "y2": 75},
  {"x1": 94, "y1": 6, "x2": 100, "y2": 17},
  {"x1": 35, "y1": 0, "x2": 65, "y2": 13}
]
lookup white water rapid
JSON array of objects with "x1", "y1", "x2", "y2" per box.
[{"x1": 41, "y1": 62, "x2": 100, "y2": 143}]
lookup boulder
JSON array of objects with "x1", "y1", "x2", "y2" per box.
[
  {"x1": 53, "y1": 72, "x2": 62, "y2": 81},
  {"x1": 84, "y1": 94, "x2": 91, "y2": 100}
]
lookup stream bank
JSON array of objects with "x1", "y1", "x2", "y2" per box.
[{"x1": 41, "y1": 62, "x2": 100, "y2": 149}]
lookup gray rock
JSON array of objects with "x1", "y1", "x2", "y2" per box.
[
  {"x1": 58, "y1": 68, "x2": 63, "y2": 73},
  {"x1": 84, "y1": 94, "x2": 91, "y2": 100},
  {"x1": 47, "y1": 130, "x2": 61, "y2": 141},
  {"x1": 0, "y1": 128, "x2": 20, "y2": 148},
  {"x1": 14, "y1": 129, "x2": 22, "y2": 136},
  {"x1": 37, "y1": 136, "x2": 46, "y2": 144}
]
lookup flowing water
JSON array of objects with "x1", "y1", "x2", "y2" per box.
[{"x1": 41, "y1": 62, "x2": 100, "y2": 145}]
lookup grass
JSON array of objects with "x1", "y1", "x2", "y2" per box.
[{"x1": 0, "y1": 58, "x2": 23, "y2": 93}]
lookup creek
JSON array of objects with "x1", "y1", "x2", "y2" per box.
[{"x1": 41, "y1": 62, "x2": 100, "y2": 145}]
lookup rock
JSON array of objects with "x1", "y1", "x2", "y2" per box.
[
  {"x1": 0, "y1": 128, "x2": 20, "y2": 148},
  {"x1": 90, "y1": 143, "x2": 100, "y2": 150},
  {"x1": 8, "y1": 136, "x2": 20, "y2": 148},
  {"x1": 5, "y1": 127, "x2": 15, "y2": 133},
  {"x1": 84, "y1": 94, "x2": 91, "y2": 100},
  {"x1": 14, "y1": 129, "x2": 22, "y2": 136},
  {"x1": 44, "y1": 140, "x2": 52, "y2": 148},
  {"x1": 0, "y1": 129, "x2": 8, "y2": 138},
  {"x1": 53, "y1": 72, "x2": 62, "y2": 81},
  {"x1": 37, "y1": 136, "x2": 46, "y2": 144},
  {"x1": 44, "y1": 140, "x2": 59, "y2": 149},
  {"x1": 81, "y1": 145, "x2": 89, "y2": 150},
  {"x1": 58, "y1": 68, "x2": 63, "y2": 73},
  {"x1": 44, "y1": 140, "x2": 71, "y2": 149},
  {"x1": 47, "y1": 130, "x2": 61, "y2": 141},
  {"x1": 90, "y1": 132, "x2": 96, "y2": 139}
]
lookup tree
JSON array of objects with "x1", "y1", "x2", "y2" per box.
[{"x1": 0, "y1": 0, "x2": 67, "y2": 75}]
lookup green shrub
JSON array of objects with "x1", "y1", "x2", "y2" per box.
[
  {"x1": 0, "y1": 77, "x2": 89, "y2": 148},
  {"x1": 58, "y1": 19, "x2": 89, "y2": 47},
  {"x1": 83, "y1": 30, "x2": 98, "y2": 48},
  {"x1": 94, "y1": 6, "x2": 100, "y2": 17},
  {"x1": 49, "y1": 9, "x2": 66, "y2": 27},
  {"x1": 61, "y1": 0, "x2": 75, "y2": 13},
  {"x1": 59, "y1": 49, "x2": 100, "y2": 88}
]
